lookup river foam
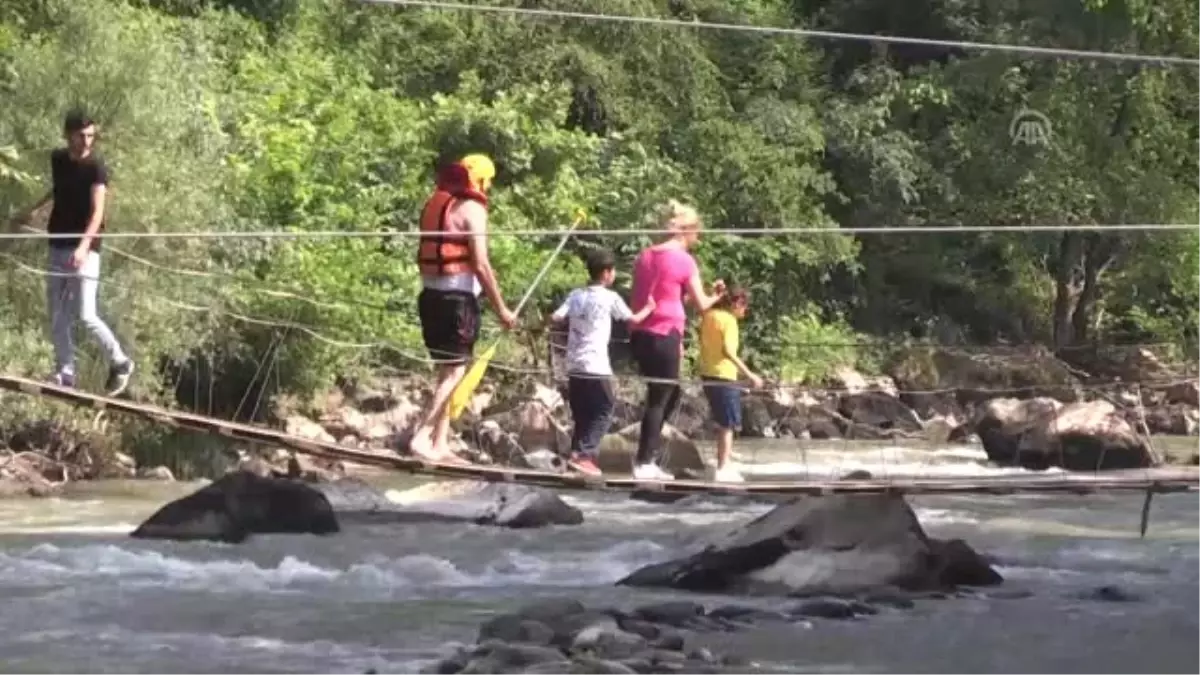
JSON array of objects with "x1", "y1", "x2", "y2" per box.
[{"x1": 0, "y1": 450, "x2": 1192, "y2": 674}]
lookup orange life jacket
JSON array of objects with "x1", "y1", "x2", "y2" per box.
[{"x1": 417, "y1": 169, "x2": 489, "y2": 277}]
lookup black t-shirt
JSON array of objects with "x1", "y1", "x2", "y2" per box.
[{"x1": 47, "y1": 148, "x2": 109, "y2": 251}]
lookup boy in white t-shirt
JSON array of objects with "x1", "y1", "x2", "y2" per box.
[{"x1": 550, "y1": 249, "x2": 656, "y2": 476}]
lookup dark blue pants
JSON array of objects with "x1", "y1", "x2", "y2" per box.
[{"x1": 567, "y1": 374, "x2": 615, "y2": 457}]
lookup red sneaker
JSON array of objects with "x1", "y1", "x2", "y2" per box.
[{"x1": 568, "y1": 453, "x2": 602, "y2": 476}]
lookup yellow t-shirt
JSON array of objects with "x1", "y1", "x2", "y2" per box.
[{"x1": 699, "y1": 308, "x2": 739, "y2": 381}]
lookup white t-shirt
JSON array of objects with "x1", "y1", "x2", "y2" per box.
[{"x1": 551, "y1": 286, "x2": 634, "y2": 376}]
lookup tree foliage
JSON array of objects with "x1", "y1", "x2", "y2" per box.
[{"x1": 0, "y1": 0, "x2": 1195, "y2": 467}]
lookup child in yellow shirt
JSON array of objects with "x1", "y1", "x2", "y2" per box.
[{"x1": 698, "y1": 287, "x2": 763, "y2": 483}]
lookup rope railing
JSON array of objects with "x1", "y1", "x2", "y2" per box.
[
  {"x1": 94, "y1": 241, "x2": 1195, "y2": 356},
  {"x1": 3, "y1": 223, "x2": 1191, "y2": 358},
  {"x1": 9, "y1": 241, "x2": 1200, "y2": 372},
  {"x1": 3, "y1": 250, "x2": 1195, "y2": 503},
  {"x1": 3, "y1": 252, "x2": 1196, "y2": 397},
  {"x1": 106, "y1": 244, "x2": 394, "y2": 315},
  {"x1": 0, "y1": 222, "x2": 1197, "y2": 242},
  {"x1": 358, "y1": 0, "x2": 1200, "y2": 67}
]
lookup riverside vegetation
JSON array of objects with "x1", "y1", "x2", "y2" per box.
[{"x1": 0, "y1": 0, "x2": 1196, "y2": 482}]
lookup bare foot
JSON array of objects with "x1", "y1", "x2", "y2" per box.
[
  {"x1": 437, "y1": 453, "x2": 472, "y2": 466},
  {"x1": 407, "y1": 429, "x2": 440, "y2": 461},
  {"x1": 430, "y1": 443, "x2": 471, "y2": 466}
]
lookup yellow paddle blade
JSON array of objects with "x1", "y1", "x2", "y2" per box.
[{"x1": 447, "y1": 343, "x2": 498, "y2": 421}]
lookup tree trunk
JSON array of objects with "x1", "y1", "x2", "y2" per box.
[
  {"x1": 1052, "y1": 231, "x2": 1084, "y2": 349},
  {"x1": 1071, "y1": 236, "x2": 1119, "y2": 346},
  {"x1": 1056, "y1": 65, "x2": 1134, "y2": 351}
]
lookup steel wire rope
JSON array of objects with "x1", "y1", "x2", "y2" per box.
[
  {"x1": 59, "y1": 243, "x2": 1200, "y2": 392},
  {"x1": 0, "y1": 223, "x2": 1197, "y2": 242},
  {"x1": 87, "y1": 239, "x2": 1200, "y2": 480},
  {"x1": 104, "y1": 241, "x2": 1195, "y2": 356},
  {"x1": 5, "y1": 250, "x2": 1195, "y2": 486},
  {"x1": 2, "y1": 247, "x2": 1194, "y2": 474},
  {"x1": 358, "y1": 0, "x2": 1200, "y2": 67},
  {"x1": 4, "y1": 252, "x2": 1194, "y2": 397}
]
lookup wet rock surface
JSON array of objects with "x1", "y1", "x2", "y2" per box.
[
  {"x1": 617, "y1": 493, "x2": 1003, "y2": 596},
  {"x1": 130, "y1": 470, "x2": 339, "y2": 544},
  {"x1": 420, "y1": 598, "x2": 775, "y2": 674}
]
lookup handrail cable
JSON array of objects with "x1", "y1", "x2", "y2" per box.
[
  {"x1": 1, "y1": 223, "x2": 1196, "y2": 242},
  {"x1": 358, "y1": 0, "x2": 1200, "y2": 67}
]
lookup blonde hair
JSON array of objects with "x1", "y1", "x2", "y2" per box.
[{"x1": 656, "y1": 199, "x2": 701, "y2": 235}]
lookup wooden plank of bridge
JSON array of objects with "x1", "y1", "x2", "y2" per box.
[{"x1": 0, "y1": 374, "x2": 1195, "y2": 497}]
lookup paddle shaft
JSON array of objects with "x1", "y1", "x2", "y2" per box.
[
  {"x1": 509, "y1": 213, "x2": 587, "y2": 319},
  {"x1": 444, "y1": 214, "x2": 586, "y2": 420}
]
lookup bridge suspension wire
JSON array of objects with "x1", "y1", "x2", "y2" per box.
[
  {"x1": 6, "y1": 225, "x2": 402, "y2": 316},
  {"x1": 1, "y1": 223, "x2": 1196, "y2": 242},
  {"x1": 105, "y1": 244, "x2": 399, "y2": 315},
  {"x1": 3, "y1": 248, "x2": 1194, "y2": 496},
  {"x1": 99, "y1": 243, "x2": 1200, "y2": 360},
  {"x1": 6, "y1": 238, "x2": 1195, "y2": 370},
  {"x1": 358, "y1": 0, "x2": 1200, "y2": 67},
  {"x1": 3, "y1": 251, "x2": 1196, "y2": 395},
  {"x1": 95, "y1": 242, "x2": 1194, "y2": 355},
  {"x1": 20, "y1": 238, "x2": 1193, "y2": 361}
]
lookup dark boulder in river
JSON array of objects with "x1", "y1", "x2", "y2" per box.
[
  {"x1": 130, "y1": 470, "x2": 339, "y2": 544},
  {"x1": 616, "y1": 493, "x2": 1002, "y2": 596},
  {"x1": 131, "y1": 474, "x2": 583, "y2": 543}
]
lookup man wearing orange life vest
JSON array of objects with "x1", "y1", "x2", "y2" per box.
[{"x1": 409, "y1": 153, "x2": 518, "y2": 461}]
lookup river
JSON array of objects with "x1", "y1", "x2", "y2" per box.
[{"x1": 0, "y1": 438, "x2": 1195, "y2": 674}]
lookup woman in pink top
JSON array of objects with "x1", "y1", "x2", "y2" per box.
[{"x1": 627, "y1": 200, "x2": 725, "y2": 481}]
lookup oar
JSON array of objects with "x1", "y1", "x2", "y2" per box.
[{"x1": 447, "y1": 209, "x2": 588, "y2": 421}]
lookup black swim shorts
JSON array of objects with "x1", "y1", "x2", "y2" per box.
[{"x1": 417, "y1": 288, "x2": 481, "y2": 364}]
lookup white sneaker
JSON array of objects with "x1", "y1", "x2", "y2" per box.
[
  {"x1": 713, "y1": 466, "x2": 745, "y2": 483},
  {"x1": 633, "y1": 463, "x2": 675, "y2": 481}
]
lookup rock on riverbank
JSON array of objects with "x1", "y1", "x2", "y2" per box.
[
  {"x1": 0, "y1": 419, "x2": 176, "y2": 498},
  {"x1": 279, "y1": 345, "x2": 1197, "y2": 474},
  {"x1": 1, "y1": 345, "x2": 1194, "y2": 490}
]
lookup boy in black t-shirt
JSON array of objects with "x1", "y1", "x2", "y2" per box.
[{"x1": 14, "y1": 111, "x2": 134, "y2": 395}]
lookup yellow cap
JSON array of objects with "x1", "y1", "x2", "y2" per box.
[{"x1": 458, "y1": 153, "x2": 496, "y2": 186}]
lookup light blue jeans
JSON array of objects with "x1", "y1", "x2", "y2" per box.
[{"x1": 46, "y1": 247, "x2": 128, "y2": 377}]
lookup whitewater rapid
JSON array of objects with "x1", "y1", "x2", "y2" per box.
[{"x1": 0, "y1": 441, "x2": 1194, "y2": 673}]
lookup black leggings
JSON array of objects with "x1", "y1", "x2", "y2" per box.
[{"x1": 629, "y1": 330, "x2": 682, "y2": 465}]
